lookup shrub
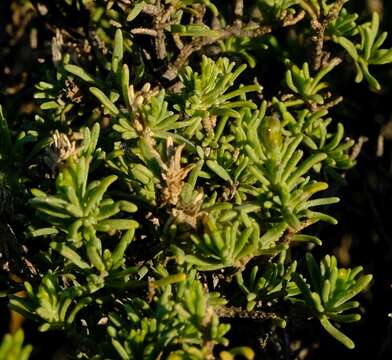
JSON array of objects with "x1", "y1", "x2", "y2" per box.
[{"x1": 1, "y1": 0, "x2": 389, "y2": 358}]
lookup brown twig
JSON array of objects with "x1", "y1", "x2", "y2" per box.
[
  {"x1": 283, "y1": 10, "x2": 306, "y2": 27},
  {"x1": 142, "y1": 4, "x2": 161, "y2": 16},
  {"x1": 163, "y1": 23, "x2": 272, "y2": 80},
  {"x1": 216, "y1": 305, "x2": 281, "y2": 321},
  {"x1": 131, "y1": 0, "x2": 175, "y2": 59},
  {"x1": 282, "y1": 219, "x2": 317, "y2": 244},
  {"x1": 131, "y1": 28, "x2": 158, "y2": 36},
  {"x1": 312, "y1": 94, "x2": 343, "y2": 112},
  {"x1": 309, "y1": 0, "x2": 347, "y2": 70}
]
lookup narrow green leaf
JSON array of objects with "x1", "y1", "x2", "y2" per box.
[
  {"x1": 319, "y1": 316, "x2": 355, "y2": 349},
  {"x1": 89, "y1": 87, "x2": 120, "y2": 115},
  {"x1": 206, "y1": 160, "x2": 232, "y2": 182},
  {"x1": 64, "y1": 64, "x2": 95, "y2": 84},
  {"x1": 127, "y1": 1, "x2": 145, "y2": 22},
  {"x1": 50, "y1": 242, "x2": 90, "y2": 270}
]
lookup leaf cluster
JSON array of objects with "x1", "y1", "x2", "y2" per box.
[{"x1": 1, "y1": 0, "x2": 384, "y2": 357}]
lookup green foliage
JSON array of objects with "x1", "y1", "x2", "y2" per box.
[
  {"x1": 0, "y1": 330, "x2": 32, "y2": 360},
  {"x1": 2, "y1": 0, "x2": 387, "y2": 358},
  {"x1": 243, "y1": 108, "x2": 340, "y2": 234},
  {"x1": 236, "y1": 251, "x2": 300, "y2": 311},
  {"x1": 176, "y1": 56, "x2": 262, "y2": 138},
  {"x1": 332, "y1": 12, "x2": 392, "y2": 90},
  {"x1": 10, "y1": 273, "x2": 92, "y2": 332},
  {"x1": 175, "y1": 205, "x2": 261, "y2": 270},
  {"x1": 284, "y1": 59, "x2": 340, "y2": 105},
  {"x1": 326, "y1": 8, "x2": 358, "y2": 38},
  {"x1": 257, "y1": 0, "x2": 300, "y2": 21},
  {"x1": 107, "y1": 275, "x2": 232, "y2": 360},
  {"x1": 29, "y1": 124, "x2": 138, "y2": 277},
  {"x1": 292, "y1": 254, "x2": 373, "y2": 349}
]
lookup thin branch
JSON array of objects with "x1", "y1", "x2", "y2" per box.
[
  {"x1": 131, "y1": 28, "x2": 158, "y2": 36},
  {"x1": 283, "y1": 10, "x2": 306, "y2": 27},
  {"x1": 142, "y1": 4, "x2": 161, "y2": 16},
  {"x1": 216, "y1": 305, "x2": 281, "y2": 321},
  {"x1": 351, "y1": 136, "x2": 369, "y2": 160},
  {"x1": 163, "y1": 23, "x2": 272, "y2": 80},
  {"x1": 282, "y1": 219, "x2": 317, "y2": 244},
  {"x1": 310, "y1": 0, "x2": 347, "y2": 70}
]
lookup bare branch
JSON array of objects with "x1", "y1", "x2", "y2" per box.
[
  {"x1": 131, "y1": 28, "x2": 158, "y2": 36},
  {"x1": 283, "y1": 10, "x2": 306, "y2": 27},
  {"x1": 163, "y1": 23, "x2": 272, "y2": 80}
]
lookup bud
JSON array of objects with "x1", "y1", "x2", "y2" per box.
[{"x1": 260, "y1": 116, "x2": 282, "y2": 154}]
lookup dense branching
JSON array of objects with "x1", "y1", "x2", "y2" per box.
[{"x1": 1, "y1": 0, "x2": 388, "y2": 358}]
